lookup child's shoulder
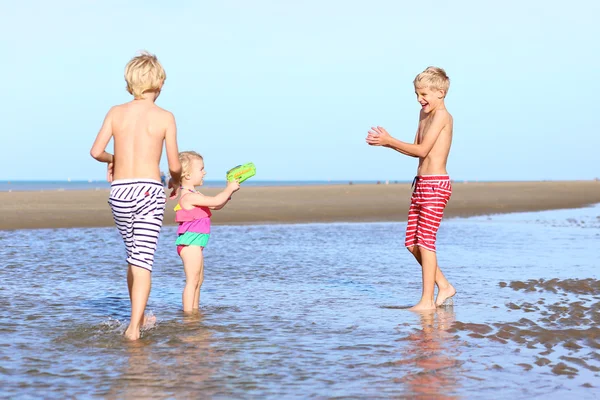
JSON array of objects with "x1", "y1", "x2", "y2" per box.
[
  {"x1": 114, "y1": 101, "x2": 173, "y2": 116},
  {"x1": 180, "y1": 189, "x2": 203, "y2": 200},
  {"x1": 139, "y1": 103, "x2": 176, "y2": 126},
  {"x1": 152, "y1": 103, "x2": 172, "y2": 114},
  {"x1": 152, "y1": 105, "x2": 176, "y2": 124},
  {"x1": 431, "y1": 109, "x2": 453, "y2": 124},
  {"x1": 105, "y1": 101, "x2": 143, "y2": 116},
  {"x1": 440, "y1": 109, "x2": 453, "y2": 126},
  {"x1": 105, "y1": 103, "x2": 126, "y2": 114}
]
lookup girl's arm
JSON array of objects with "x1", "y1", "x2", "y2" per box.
[
  {"x1": 181, "y1": 181, "x2": 240, "y2": 209},
  {"x1": 209, "y1": 198, "x2": 230, "y2": 210}
]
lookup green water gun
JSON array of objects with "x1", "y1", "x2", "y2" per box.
[{"x1": 226, "y1": 162, "x2": 256, "y2": 184}]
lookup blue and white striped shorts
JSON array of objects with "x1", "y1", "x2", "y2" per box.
[{"x1": 108, "y1": 179, "x2": 166, "y2": 272}]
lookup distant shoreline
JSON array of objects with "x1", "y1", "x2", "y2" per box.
[
  {"x1": 1, "y1": 179, "x2": 407, "y2": 192},
  {"x1": 1, "y1": 181, "x2": 599, "y2": 231},
  {"x1": 1, "y1": 179, "x2": 598, "y2": 192}
]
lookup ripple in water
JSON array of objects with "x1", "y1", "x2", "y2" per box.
[{"x1": 1, "y1": 204, "x2": 599, "y2": 398}]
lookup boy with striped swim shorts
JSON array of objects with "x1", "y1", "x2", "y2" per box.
[
  {"x1": 366, "y1": 66, "x2": 456, "y2": 311},
  {"x1": 90, "y1": 51, "x2": 182, "y2": 340}
]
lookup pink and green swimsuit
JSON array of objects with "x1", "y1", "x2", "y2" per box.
[{"x1": 175, "y1": 189, "x2": 212, "y2": 256}]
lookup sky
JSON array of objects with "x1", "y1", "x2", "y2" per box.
[{"x1": 0, "y1": 0, "x2": 598, "y2": 181}]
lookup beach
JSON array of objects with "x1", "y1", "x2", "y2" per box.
[
  {"x1": 2, "y1": 203, "x2": 599, "y2": 398},
  {"x1": 1, "y1": 180, "x2": 600, "y2": 230}
]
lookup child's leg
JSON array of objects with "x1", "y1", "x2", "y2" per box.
[
  {"x1": 408, "y1": 247, "x2": 437, "y2": 311},
  {"x1": 110, "y1": 180, "x2": 165, "y2": 340},
  {"x1": 405, "y1": 195, "x2": 436, "y2": 310},
  {"x1": 127, "y1": 267, "x2": 156, "y2": 328},
  {"x1": 180, "y1": 246, "x2": 204, "y2": 312},
  {"x1": 124, "y1": 265, "x2": 152, "y2": 340},
  {"x1": 406, "y1": 177, "x2": 453, "y2": 310},
  {"x1": 407, "y1": 246, "x2": 455, "y2": 305},
  {"x1": 192, "y1": 252, "x2": 205, "y2": 309}
]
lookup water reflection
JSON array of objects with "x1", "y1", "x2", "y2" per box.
[
  {"x1": 106, "y1": 311, "x2": 222, "y2": 399},
  {"x1": 399, "y1": 308, "x2": 461, "y2": 399}
]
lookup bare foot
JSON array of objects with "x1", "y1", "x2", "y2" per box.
[
  {"x1": 435, "y1": 284, "x2": 456, "y2": 307},
  {"x1": 124, "y1": 314, "x2": 155, "y2": 341},
  {"x1": 408, "y1": 301, "x2": 437, "y2": 311},
  {"x1": 124, "y1": 327, "x2": 140, "y2": 341}
]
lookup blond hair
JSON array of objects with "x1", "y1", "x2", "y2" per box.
[
  {"x1": 179, "y1": 151, "x2": 203, "y2": 182},
  {"x1": 413, "y1": 66, "x2": 450, "y2": 95},
  {"x1": 124, "y1": 51, "x2": 166, "y2": 99}
]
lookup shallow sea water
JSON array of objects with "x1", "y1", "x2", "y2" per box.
[{"x1": 1, "y1": 204, "x2": 599, "y2": 399}]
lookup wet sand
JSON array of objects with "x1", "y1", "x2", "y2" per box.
[
  {"x1": 1, "y1": 180, "x2": 600, "y2": 230},
  {"x1": 451, "y1": 278, "x2": 600, "y2": 378}
]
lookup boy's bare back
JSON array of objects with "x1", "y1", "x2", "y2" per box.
[
  {"x1": 91, "y1": 100, "x2": 179, "y2": 182},
  {"x1": 90, "y1": 51, "x2": 181, "y2": 187},
  {"x1": 415, "y1": 109, "x2": 453, "y2": 176},
  {"x1": 108, "y1": 101, "x2": 176, "y2": 181}
]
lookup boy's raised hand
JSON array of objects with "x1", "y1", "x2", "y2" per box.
[{"x1": 366, "y1": 126, "x2": 391, "y2": 146}]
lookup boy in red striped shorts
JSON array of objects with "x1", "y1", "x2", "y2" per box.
[{"x1": 366, "y1": 66, "x2": 455, "y2": 311}]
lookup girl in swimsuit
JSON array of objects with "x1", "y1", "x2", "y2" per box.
[{"x1": 174, "y1": 151, "x2": 240, "y2": 312}]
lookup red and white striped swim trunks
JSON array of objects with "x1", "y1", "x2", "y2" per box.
[{"x1": 405, "y1": 175, "x2": 452, "y2": 252}]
